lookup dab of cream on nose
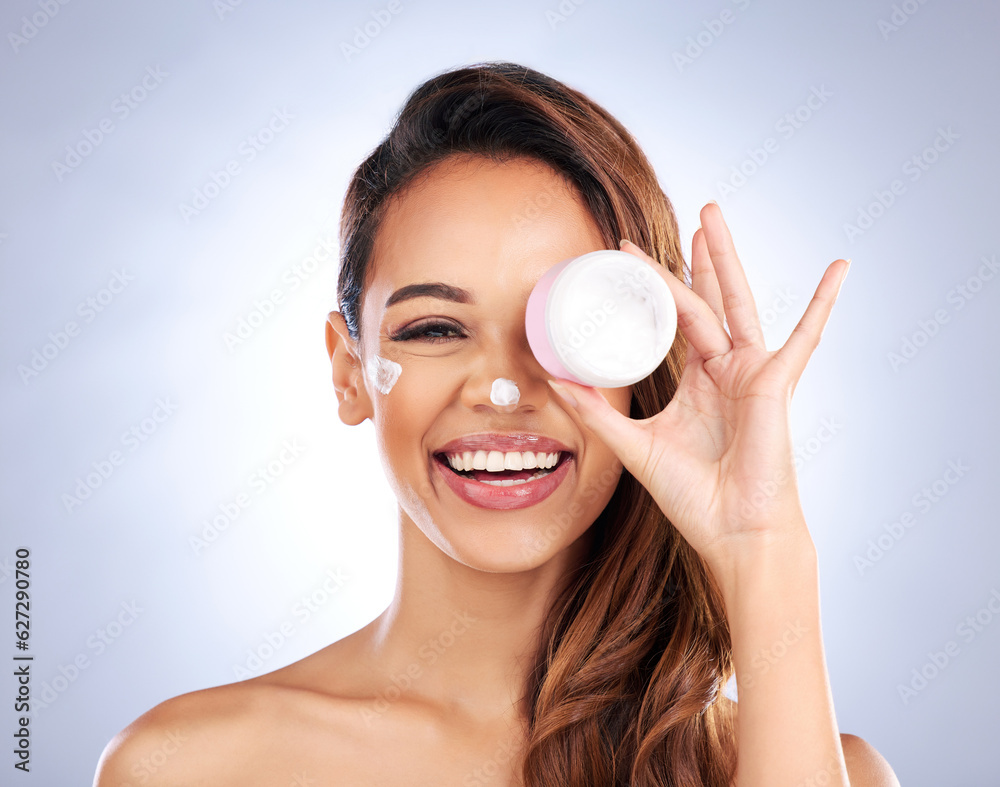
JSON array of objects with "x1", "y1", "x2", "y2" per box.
[
  {"x1": 490, "y1": 378, "x2": 520, "y2": 411},
  {"x1": 367, "y1": 355, "x2": 402, "y2": 394}
]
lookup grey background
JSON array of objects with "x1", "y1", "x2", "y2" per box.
[{"x1": 1, "y1": 0, "x2": 997, "y2": 784}]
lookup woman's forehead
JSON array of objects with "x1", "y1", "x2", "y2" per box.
[
  {"x1": 383, "y1": 156, "x2": 584, "y2": 231},
  {"x1": 367, "y1": 156, "x2": 604, "y2": 293}
]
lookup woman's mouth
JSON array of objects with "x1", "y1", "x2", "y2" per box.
[
  {"x1": 439, "y1": 449, "x2": 566, "y2": 485},
  {"x1": 431, "y1": 448, "x2": 573, "y2": 510}
]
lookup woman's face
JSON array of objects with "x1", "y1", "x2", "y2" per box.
[{"x1": 331, "y1": 153, "x2": 631, "y2": 573}]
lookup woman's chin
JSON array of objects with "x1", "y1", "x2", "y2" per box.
[{"x1": 431, "y1": 521, "x2": 593, "y2": 575}]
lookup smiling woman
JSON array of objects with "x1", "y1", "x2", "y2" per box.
[{"x1": 94, "y1": 62, "x2": 899, "y2": 786}]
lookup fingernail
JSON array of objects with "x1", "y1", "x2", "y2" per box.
[
  {"x1": 619, "y1": 238, "x2": 631, "y2": 249},
  {"x1": 548, "y1": 379, "x2": 578, "y2": 407}
]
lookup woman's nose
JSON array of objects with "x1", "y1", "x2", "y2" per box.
[{"x1": 460, "y1": 331, "x2": 550, "y2": 413}]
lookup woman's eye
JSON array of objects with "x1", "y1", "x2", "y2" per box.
[{"x1": 389, "y1": 321, "x2": 466, "y2": 343}]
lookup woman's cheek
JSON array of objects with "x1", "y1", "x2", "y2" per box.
[
  {"x1": 367, "y1": 353, "x2": 458, "y2": 410},
  {"x1": 365, "y1": 353, "x2": 402, "y2": 394}
]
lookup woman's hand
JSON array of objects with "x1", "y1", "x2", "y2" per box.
[{"x1": 547, "y1": 202, "x2": 850, "y2": 570}]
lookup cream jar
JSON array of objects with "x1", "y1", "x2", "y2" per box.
[{"x1": 525, "y1": 249, "x2": 677, "y2": 387}]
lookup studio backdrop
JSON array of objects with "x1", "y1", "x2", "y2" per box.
[{"x1": 1, "y1": 0, "x2": 997, "y2": 784}]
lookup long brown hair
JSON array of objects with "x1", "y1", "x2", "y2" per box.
[{"x1": 336, "y1": 61, "x2": 737, "y2": 787}]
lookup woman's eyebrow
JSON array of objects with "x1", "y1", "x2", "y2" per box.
[{"x1": 384, "y1": 282, "x2": 474, "y2": 308}]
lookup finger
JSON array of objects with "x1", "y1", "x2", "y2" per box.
[
  {"x1": 700, "y1": 202, "x2": 766, "y2": 349},
  {"x1": 772, "y1": 258, "x2": 850, "y2": 389},
  {"x1": 691, "y1": 226, "x2": 725, "y2": 324},
  {"x1": 619, "y1": 239, "x2": 732, "y2": 362},
  {"x1": 547, "y1": 378, "x2": 650, "y2": 473},
  {"x1": 685, "y1": 227, "x2": 726, "y2": 370}
]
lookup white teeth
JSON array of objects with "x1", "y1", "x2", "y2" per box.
[
  {"x1": 444, "y1": 449, "x2": 563, "y2": 472},
  {"x1": 481, "y1": 477, "x2": 518, "y2": 487},
  {"x1": 477, "y1": 468, "x2": 553, "y2": 486}
]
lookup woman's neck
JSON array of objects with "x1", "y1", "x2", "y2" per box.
[{"x1": 361, "y1": 511, "x2": 593, "y2": 723}]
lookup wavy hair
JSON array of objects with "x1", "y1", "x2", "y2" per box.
[{"x1": 336, "y1": 61, "x2": 737, "y2": 787}]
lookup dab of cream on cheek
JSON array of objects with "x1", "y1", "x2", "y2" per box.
[
  {"x1": 490, "y1": 377, "x2": 519, "y2": 412},
  {"x1": 366, "y1": 355, "x2": 402, "y2": 394}
]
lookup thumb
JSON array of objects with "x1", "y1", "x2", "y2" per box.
[{"x1": 547, "y1": 378, "x2": 647, "y2": 471}]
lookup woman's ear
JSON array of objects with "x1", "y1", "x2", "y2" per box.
[{"x1": 325, "y1": 311, "x2": 373, "y2": 426}]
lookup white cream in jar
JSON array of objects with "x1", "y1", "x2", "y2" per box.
[{"x1": 525, "y1": 249, "x2": 677, "y2": 387}]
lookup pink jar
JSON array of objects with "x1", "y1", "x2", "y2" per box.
[{"x1": 525, "y1": 249, "x2": 677, "y2": 388}]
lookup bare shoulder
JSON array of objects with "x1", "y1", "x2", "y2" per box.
[
  {"x1": 94, "y1": 682, "x2": 275, "y2": 785},
  {"x1": 93, "y1": 672, "x2": 363, "y2": 786},
  {"x1": 94, "y1": 636, "x2": 372, "y2": 785},
  {"x1": 840, "y1": 733, "x2": 901, "y2": 787}
]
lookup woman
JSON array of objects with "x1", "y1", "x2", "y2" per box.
[{"x1": 96, "y1": 62, "x2": 899, "y2": 785}]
